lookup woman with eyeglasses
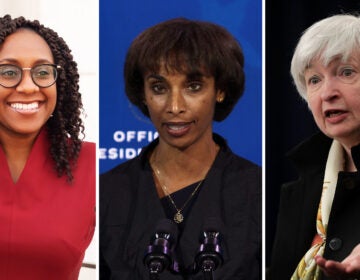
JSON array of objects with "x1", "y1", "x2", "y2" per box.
[
  {"x1": 0, "y1": 15, "x2": 95, "y2": 280},
  {"x1": 100, "y1": 18, "x2": 261, "y2": 279}
]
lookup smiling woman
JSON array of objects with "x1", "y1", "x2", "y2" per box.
[
  {"x1": 100, "y1": 18, "x2": 261, "y2": 280},
  {"x1": 0, "y1": 15, "x2": 95, "y2": 280},
  {"x1": 0, "y1": 29, "x2": 57, "y2": 147}
]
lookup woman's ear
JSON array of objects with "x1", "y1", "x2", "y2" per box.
[{"x1": 216, "y1": 91, "x2": 226, "y2": 103}]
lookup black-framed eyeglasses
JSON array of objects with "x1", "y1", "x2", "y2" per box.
[{"x1": 0, "y1": 64, "x2": 61, "y2": 88}]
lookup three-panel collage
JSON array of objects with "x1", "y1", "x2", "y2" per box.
[{"x1": 1, "y1": 0, "x2": 360, "y2": 279}]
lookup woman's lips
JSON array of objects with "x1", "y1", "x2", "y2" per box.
[
  {"x1": 325, "y1": 109, "x2": 345, "y2": 118},
  {"x1": 9, "y1": 101, "x2": 40, "y2": 113},
  {"x1": 324, "y1": 109, "x2": 348, "y2": 124},
  {"x1": 164, "y1": 121, "x2": 193, "y2": 137}
]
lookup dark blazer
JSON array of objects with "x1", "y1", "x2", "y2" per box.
[
  {"x1": 269, "y1": 133, "x2": 360, "y2": 280},
  {"x1": 100, "y1": 134, "x2": 261, "y2": 279}
]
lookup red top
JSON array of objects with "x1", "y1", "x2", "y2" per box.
[{"x1": 0, "y1": 130, "x2": 95, "y2": 280}]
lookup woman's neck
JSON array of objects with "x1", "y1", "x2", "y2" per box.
[
  {"x1": 0, "y1": 131, "x2": 38, "y2": 183},
  {"x1": 150, "y1": 137, "x2": 219, "y2": 193}
]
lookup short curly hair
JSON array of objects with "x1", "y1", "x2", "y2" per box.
[
  {"x1": 124, "y1": 18, "x2": 245, "y2": 122},
  {"x1": 0, "y1": 15, "x2": 84, "y2": 182}
]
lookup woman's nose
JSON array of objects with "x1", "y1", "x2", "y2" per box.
[
  {"x1": 167, "y1": 90, "x2": 186, "y2": 114},
  {"x1": 16, "y1": 71, "x2": 39, "y2": 94},
  {"x1": 320, "y1": 77, "x2": 340, "y2": 101}
]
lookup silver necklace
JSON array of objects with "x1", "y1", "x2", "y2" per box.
[{"x1": 151, "y1": 163, "x2": 204, "y2": 224}]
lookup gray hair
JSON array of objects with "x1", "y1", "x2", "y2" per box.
[{"x1": 290, "y1": 14, "x2": 360, "y2": 100}]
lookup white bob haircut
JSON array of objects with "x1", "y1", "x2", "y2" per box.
[{"x1": 290, "y1": 14, "x2": 360, "y2": 101}]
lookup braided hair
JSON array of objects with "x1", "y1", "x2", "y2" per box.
[{"x1": 0, "y1": 15, "x2": 84, "y2": 182}]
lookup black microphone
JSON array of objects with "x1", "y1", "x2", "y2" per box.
[
  {"x1": 195, "y1": 217, "x2": 224, "y2": 280},
  {"x1": 144, "y1": 219, "x2": 178, "y2": 279}
]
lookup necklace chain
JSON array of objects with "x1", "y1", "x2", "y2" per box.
[{"x1": 151, "y1": 162, "x2": 204, "y2": 224}]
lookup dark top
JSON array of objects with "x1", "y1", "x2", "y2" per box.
[
  {"x1": 100, "y1": 134, "x2": 262, "y2": 279},
  {"x1": 160, "y1": 181, "x2": 202, "y2": 233},
  {"x1": 268, "y1": 133, "x2": 360, "y2": 280}
]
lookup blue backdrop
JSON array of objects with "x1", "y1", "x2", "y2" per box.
[{"x1": 99, "y1": 0, "x2": 262, "y2": 174}]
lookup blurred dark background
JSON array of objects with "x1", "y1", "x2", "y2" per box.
[{"x1": 265, "y1": 0, "x2": 360, "y2": 267}]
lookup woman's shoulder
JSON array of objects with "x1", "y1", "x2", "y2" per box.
[
  {"x1": 287, "y1": 132, "x2": 331, "y2": 164},
  {"x1": 101, "y1": 154, "x2": 142, "y2": 178},
  {"x1": 229, "y1": 152, "x2": 261, "y2": 171},
  {"x1": 99, "y1": 154, "x2": 144, "y2": 200},
  {"x1": 82, "y1": 140, "x2": 95, "y2": 151},
  {"x1": 66, "y1": 141, "x2": 96, "y2": 183},
  {"x1": 215, "y1": 145, "x2": 261, "y2": 198},
  {"x1": 77, "y1": 141, "x2": 96, "y2": 162},
  {"x1": 99, "y1": 156, "x2": 144, "y2": 215},
  {"x1": 224, "y1": 153, "x2": 261, "y2": 189},
  {"x1": 214, "y1": 133, "x2": 260, "y2": 172},
  {"x1": 100, "y1": 139, "x2": 154, "y2": 180},
  {"x1": 82, "y1": 140, "x2": 95, "y2": 147}
]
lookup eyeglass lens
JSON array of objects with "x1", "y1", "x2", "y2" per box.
[{"x1": 0, "y1": 64, "x2": 59, "y2": 88}]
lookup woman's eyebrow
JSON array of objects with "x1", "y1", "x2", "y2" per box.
[
  {"x1": 0, "y1": 58, "x2": 54, "y2": 65},
  {"x1": 146, "y1": 74, "x2": 165, "y2": 81}
]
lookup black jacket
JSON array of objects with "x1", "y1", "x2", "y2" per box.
[
  {"x1": 100, "y1": 134, "x2": 261, "y2": 279},
  {"x1": 269, "y1": 133, "x2": 360, "y2": 280}
]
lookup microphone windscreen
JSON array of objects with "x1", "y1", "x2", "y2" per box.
[{"x1": 155, "y1": 218, "x2": 178, "y2": 242}]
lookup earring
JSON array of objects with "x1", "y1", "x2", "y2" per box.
[{"x1": 217, "y1": 95, "x2": 225, "y2": 103}]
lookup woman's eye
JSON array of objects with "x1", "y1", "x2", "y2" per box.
[
  {"x1": 34, "y1": 71, "x2": 51, "y2": 79},
  {"x1": 151, "y1": 84, "x2": 167, "y2": 94},
  {"x1": 340, "y1": 68, "x2": 355, "y2": 77},
  {"x1": 187, "y1": 83, "x2": 202, "y2": 91},
  {"x1": 308, "y1": 76, "x2": 320, "y2": 85},
  {"x1": 336, "y1": 66, "x2": 360, "y2": 84},
  {"x1": 38, "y1": 70, "x2": 50, "y2": 76},
  {"x1": 0, "y1": 68, "x2": 19, "y2": 78},
  {"x1": 2, "y1": 70, "x2": 17, "y2": 77},
  {"x1": 33, "y1": 67, "x2": 52, "y2": 79}
]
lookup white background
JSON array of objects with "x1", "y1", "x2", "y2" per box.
[{"x1": 0, "y1": 1, "x2": 99, "y2": 279}]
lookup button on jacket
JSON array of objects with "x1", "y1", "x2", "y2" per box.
[{"x1": 269, "y1": 133, "x2": 360, "y2": 280}]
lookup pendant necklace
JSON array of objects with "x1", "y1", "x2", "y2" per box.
[{"x1": 151, "y1": 162, "x2": 204, "y2": 224}]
